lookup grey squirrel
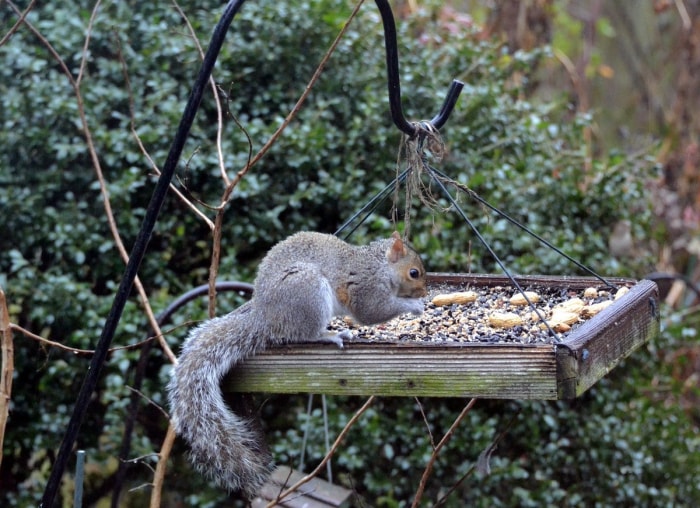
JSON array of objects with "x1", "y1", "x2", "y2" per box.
[{"x1": 167, "y1": 231, "x2": 427, "y2": 498}]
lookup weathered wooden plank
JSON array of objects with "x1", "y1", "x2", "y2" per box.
[
  {"x1": 556, "y1": 279, "x2": 660, "y2": 398},
  {"x1": 223, "y1": 273, "x2": 659, "y2": 400},
  {"x1": 227, "y1": 343, "x2": 559, "y2": 399},
  {"x1": 252, "y1": 466, "x2": 352, "y2": 507}
]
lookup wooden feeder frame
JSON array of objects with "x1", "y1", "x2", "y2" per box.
[{"x1": 225, "y1": 273, "x2": 660, "y2": 400}]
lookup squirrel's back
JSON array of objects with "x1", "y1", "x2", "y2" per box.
[{"x1": 256, "y1": 231, "x2": 426, "y2": 326}]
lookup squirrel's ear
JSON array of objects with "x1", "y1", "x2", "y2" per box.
[{"x1": 387, "y1": 232, "x2": 406, "y2": 263}]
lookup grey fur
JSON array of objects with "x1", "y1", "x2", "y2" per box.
[{"x1": 167, "y1": 232, "x2": 426, "y2": 498}]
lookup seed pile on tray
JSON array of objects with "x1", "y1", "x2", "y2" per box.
[{"x1": 330, "y1": 283, "x2": 631, "y2": 345}]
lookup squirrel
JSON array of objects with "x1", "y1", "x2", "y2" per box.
[{"x1": 167, "y1": 231, "x2": 427, "y2": 498}]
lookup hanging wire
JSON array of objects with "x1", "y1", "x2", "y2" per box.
[
  {"x1": 428, "y1": 166, "x2": 617, "y2": 290},
  {"x1": 335, "y1": 169, "x2": 410, "y2": 239},
  {"x1": 424, "y1": 165, "x2": 558, "y2": 338}
]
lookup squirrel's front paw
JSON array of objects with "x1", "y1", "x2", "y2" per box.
[
  {"x1": 406, "y1": 299, "x2": 425, "y2": 316},
  {"x1": 320, "y1": 330, "x2": 350, "y2": 348}
]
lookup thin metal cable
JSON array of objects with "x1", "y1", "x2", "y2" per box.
[
  {"x1": 429, "y1": 166, "x2": 616, "y2": 289},
  {"x1": 425, "y1": 165, "x2": 557, "y2": 338},
  {"x1": 335, "y1": 169, "x2": 409, "y2": 239}
]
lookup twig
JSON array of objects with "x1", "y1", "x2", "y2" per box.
[
  {"x1": 414, "y1": 397, "x2": 436, "y2": 448},
  {"x1": 171, "y1": 0, "x2": 230, "y2": 186},
  {"x1": 0, "y1": 0, "x2": 37, "y2": 46},
  {"x1": 269, "y1": 396, "x2": 376, "y2": 507},
  {"x1": 12, "y1": 321, "x2": 175, "y2": 357},
  {"x1": 9, "y1": 322, "x2": 188, "y2": 356},
  {"x1": 114, "y1": 33, "x2": 215, "y2": 230},
  {"x1": 232, "y1": 0, "x2": 367, "y2": 189},
  {"x1": 674, "y1": 0, "x2": 691, "y2": 30},
  {"x1": 149, "y1": 424, "x2": 177, "y2": 508},
  {"x1": 10, "y1": 324, "x2": 93, "y2": 354},
  {"x1": 0, "y1": 288, "x2": 14, "y2": 468},
  {"x1": 76, "y1": 0, "x2": 103, "y2": 87},
  {"x1": 434, "y1": 407, "x2": 521, "y2": 506},
  {"x1": 125, "y1": 386, "x2": 169, "y2": 421},
  {"x1": 411, "y1": 398, "x2": 478, "y2": 508}
]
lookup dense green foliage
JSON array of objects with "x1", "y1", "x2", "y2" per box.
[
  {"x1": 274, "y1": 328, "x2": 700, "y2": 507},
  {"x1": 1, "y1": 0, "x2": 694, "y2": 506}
]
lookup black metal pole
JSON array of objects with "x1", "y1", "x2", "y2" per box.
[
  {"x1": 39, "y1": 1, "x2": 247, "y2": 505},
  {"x1": 374, "y1": 0, "x2": 463, "y2": 136}
]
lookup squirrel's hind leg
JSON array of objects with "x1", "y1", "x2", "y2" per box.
[{"x1": 258, "y1": 262, "x2": 338, "y2": 344}]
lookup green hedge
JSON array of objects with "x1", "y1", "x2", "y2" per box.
[{"x1": 1, "y1": 1, "x2": 690, "y2": 506}]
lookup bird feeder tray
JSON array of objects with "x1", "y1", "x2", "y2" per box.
[{"x1": 225, "y1": 273, "x2": 660, "y2": 400}]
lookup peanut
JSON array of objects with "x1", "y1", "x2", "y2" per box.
[
  {"x1": 615, "y1": 286, "x2": 630, "y2": 300},
  {"x1": 432, "y1": 291, "x2": 478, "y2": 307},
  {"x1": 508, "y1": 291, "x2": 541, "y2": 306},
  {"x1": 553, "y1": 297, "x2": 585, "y2": 314},
  {"x1": 540, "y1": 310, "x2": 579, "y2": 331},
  {"x1": 583, "y1": 287, "x2": 598, "y2": 299},
  {"x1": 552, "y1": 322, "x2": 571, "y2": 333},
  {"x1": 581, "y1": 300, "x2": 614, "y2": 317},
  {"x1": 550, "y1": 310, "x2": 580, "y2": 325},
  {"x1": 488, "y1": 312, "x2": 523, "y2": 329}
]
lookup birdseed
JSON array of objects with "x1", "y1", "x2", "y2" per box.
[{"x1": 330, "y1": 283, "x2": 630, "y2": 345}]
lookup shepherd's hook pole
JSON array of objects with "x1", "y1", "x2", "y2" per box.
[
  {"x1": 373, "y1": 0, "x2": 464, "y2": 136},
  {"x1": 39, "y1": 1, "x2": 247, "y2": 505}
]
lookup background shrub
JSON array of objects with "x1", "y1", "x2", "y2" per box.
[{"x1": 1, "y1": 1, "x2": 694, "y2": 506}]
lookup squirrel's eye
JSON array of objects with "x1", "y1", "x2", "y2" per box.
[{"x1": 409, "y1": 268, "x2": 420, "y2": 279}]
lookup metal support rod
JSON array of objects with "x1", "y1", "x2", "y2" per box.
[
  {"x1": 374, "y1": 0, "x2": 464, "y2": 136},
  {"x1": 40, "y1": 1, "x2": 247, "y2": 505},
  {"x1": 73, "y1": 451, "x2": 85, "y2": 508},
  {"x1": 430, "y1": 80, "x2": 465, "y2": 129}
]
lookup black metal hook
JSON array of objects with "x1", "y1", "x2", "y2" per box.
[{"x1": 374, "y1": 0, "x2": 464, "y2": 137}]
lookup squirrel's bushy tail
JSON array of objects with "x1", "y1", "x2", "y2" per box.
[{"x1": 167, "y1": 303, "x2": 274, "y2": 498}]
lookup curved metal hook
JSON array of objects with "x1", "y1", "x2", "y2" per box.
[{"x1": 374, "y1": 0, "x2": 464, "y2": 137}]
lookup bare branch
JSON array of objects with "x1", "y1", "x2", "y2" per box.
[
  {"x1": 9, "y1": 322, "x2": 191, "y2": 355},
  {"x1": 76, "y1": 0, "x2": 103, "y2": 87},
  {"x1": 235, "y1": 0, "x2": 367, "y2": 186},
  {"x1": 0, "y1": 288, "x2": 14, "y2": 468},
  {"x1": 0, "y1": 0, "x2": 37, "y2": 47},
  {"x1": 415, "y1": 397, "x2": 436, "y2": 449},
  {"x1": 114, "y1": 32, "x2": 215, "y2": 230},
  {"x1": 411, "y1": 398, "x2": 478, "y2": 508},
  {"x1": 434, "y1": 407, "x2": 521, "y2": 506},
  {"x1": 150, "y1": 424, "x2": 177, "y2": 508},
  {"x1": 125, "y1": 386, "x2": 170, "y2": 421},
  {"x1": 171, "y1": 0, "x2": 230, "y2": 186}
]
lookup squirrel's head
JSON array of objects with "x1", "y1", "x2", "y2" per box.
[{"x1": 387, "y1": 232, "x2": 428, "y2": 298}]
